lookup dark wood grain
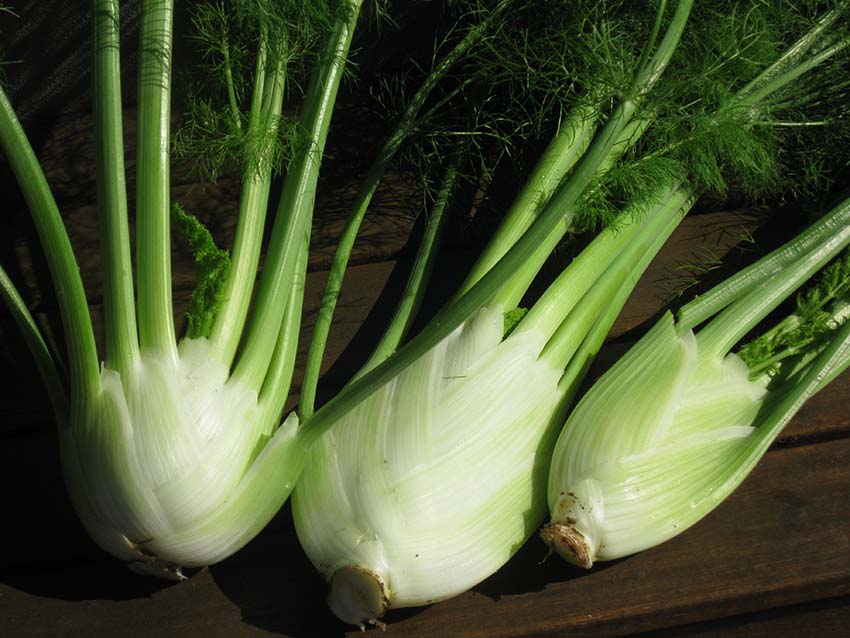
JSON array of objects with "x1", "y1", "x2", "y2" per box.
[{"x1": 629, "y1": 596, "x2": 850, "y2": 638}]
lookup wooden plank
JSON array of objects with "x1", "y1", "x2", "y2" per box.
[
  {"x1": 1, "y1": 434, "x2": 848, "y2": 637},
  {"x1": 627, "y1": 596, "x2": 850, "y2": 637},
  {"x1": 0, "y1": 2, "x2": 139, "y2": 122}
]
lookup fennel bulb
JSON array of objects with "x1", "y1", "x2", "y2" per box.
[
  {"x1": 60, "y1": 339, "x2": 300, "y2": 576},
  {"x1": 543, "y1": 194, "x2": 850, "y2": 567},
  {"x1": 294, "y1": 306, "x2": 565, "y2": 622},
  {"x1": 290, "y1": 0, "x2": 850, "y2": 625},
  {"x1": 543, "y1": 315, "x2": 766, "y2": 566}
]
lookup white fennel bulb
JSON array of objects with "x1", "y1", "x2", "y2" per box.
[
  {"x1": 544, "y1": 191, "x2": 850, "y2": 567},
  {"x1": 0, "y1": 0, "x2": 363, "y2": 576},
  {"x1": 60, "y1": 338, "x2": 302, "y2": 578},
  {"x1": 292, "y1": 306, "x2": 565, "y2": 625},
  {"x1": 543, "y1": 315, "x2": 766, "y2": 567}
]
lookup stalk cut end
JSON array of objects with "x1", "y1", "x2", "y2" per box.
[
  {"x1": 328, "y1": 565, "x2": 390, "y2": 629},
  {"x1": 123, "y1": 537, "x2": 187, "y2": 581},
  {"x1": 540, "y1": 522, "x2": 595, "y2": 569}
]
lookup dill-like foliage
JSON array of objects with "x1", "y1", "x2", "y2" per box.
[
  {"x1": 471, "y1": 0, "x2": 652, "y2": 133},
  {"x1": 739, "y1": 248, "x2": 850, "y2": 371},
  {"x1": 384, "y1": 1, "x2": 848, "y2": 244},
  {"x1": 170, "y1": 202, "x2": 231, "y2": 339},
  {"x1": 576, "y1": 0, "x2": 850, "y2": 232},
  {"x1": 173, "y1": 0, "x2": 341, "y2": 181},
  {"x1": 364, "y1": 1, "x2": 529, "y2": 212}
]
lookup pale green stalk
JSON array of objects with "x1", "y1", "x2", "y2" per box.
[
  {"x1": 555, "y1": 194, "x2": 691, "y2": 395},
  {"x1": 209, "y1": 45, "x2": 284, "y2": 366},
  {"x1": 93, "y1": 0, "x2": 139, "y2": 376},
  {"x1": 459, "y1": 105, "x2": 600, "y2": 293},
  {"x1": 258, "y1": 225, "x2": 310, "y2": 428},
  {"x1": 634, "y1": 0, "x2": 668, "y2": 74},
  {"x1": 297, "y1": 0, "x2": 695, "y2": 443},
  {"x1": 732, "y1": 1, "x2": 849, "y2": 104},
  {"x1": 230, "y1": 0, "x2": 363, "y2": 392},
  {"x1": 541, "y1": 187, "x2": 693, "y2": 369},
  {"x1": 697, "y1": 199, "x2": 850, "y2": 359},
  {"x1": 136, "y1": 0, "x2": 176, "y2": 358},
  {"x1": 0, "y1": 88, "x2": 100, "y2": 412},
  {"x1": 220, "y1": 34, "x2": 242, "y2": 131},
  {"x1": 362, "y1": 144, "x2": 468, "y2": 372},
  {"x1": 735, "y1": 36, "x2": 850, "y2": 111},
  {"x1": 515, "y1": 214, "x2": 645, "y2": 340},
  {"x1": 479, "y1": 0, "x2": 694, "y2": 318},
  {"x1": 488, "y1": 117, "x2": 650, "y2": 311},
  {"x1": 679, "y1": 195, "x2": 850, "y2": 331}
]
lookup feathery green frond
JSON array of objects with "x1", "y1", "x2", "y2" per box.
[
  {"x1": 503, "y1": 306, "x2": 528, "y2": 336},
  {"x1": 171, "y1": 202, "x2": 231, "y2": 338},
  {"x1": 174, "y1": 0, "x2": 341, "y2": 180},
  {"x1": 573, "y1": 0, "x2": 850, "y2": 235},
  {"x1": 739, "y1": 248, "x2": 850, "y2": 373}
]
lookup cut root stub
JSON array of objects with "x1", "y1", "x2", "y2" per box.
[
  {"x1": 540, "y1": 522, "x2": 595, "y2": 569},
  {"x1": 327, "y1": 565, "x2": 390, "y2": 629},
  {"x1": 123, "y1": 536, "x2": 187, "y2": 581},
  {"x1": 126, "y1": 558, "x2": 187, "y2": 581}
]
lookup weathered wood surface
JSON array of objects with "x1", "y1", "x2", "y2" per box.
[{"x1": 631, "y1": 597, "x2": 850, "y2": 637}]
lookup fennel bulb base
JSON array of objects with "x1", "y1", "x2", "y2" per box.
[
  {"x1": 123, "y1": 537, "x2": 187, "y2": 581},
  {"x1": 539, "y1": 521, "x2": 594, "y2": 569},
  {"x1": 328, "y1": 566, "x2": 390, "y2": 629}
]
